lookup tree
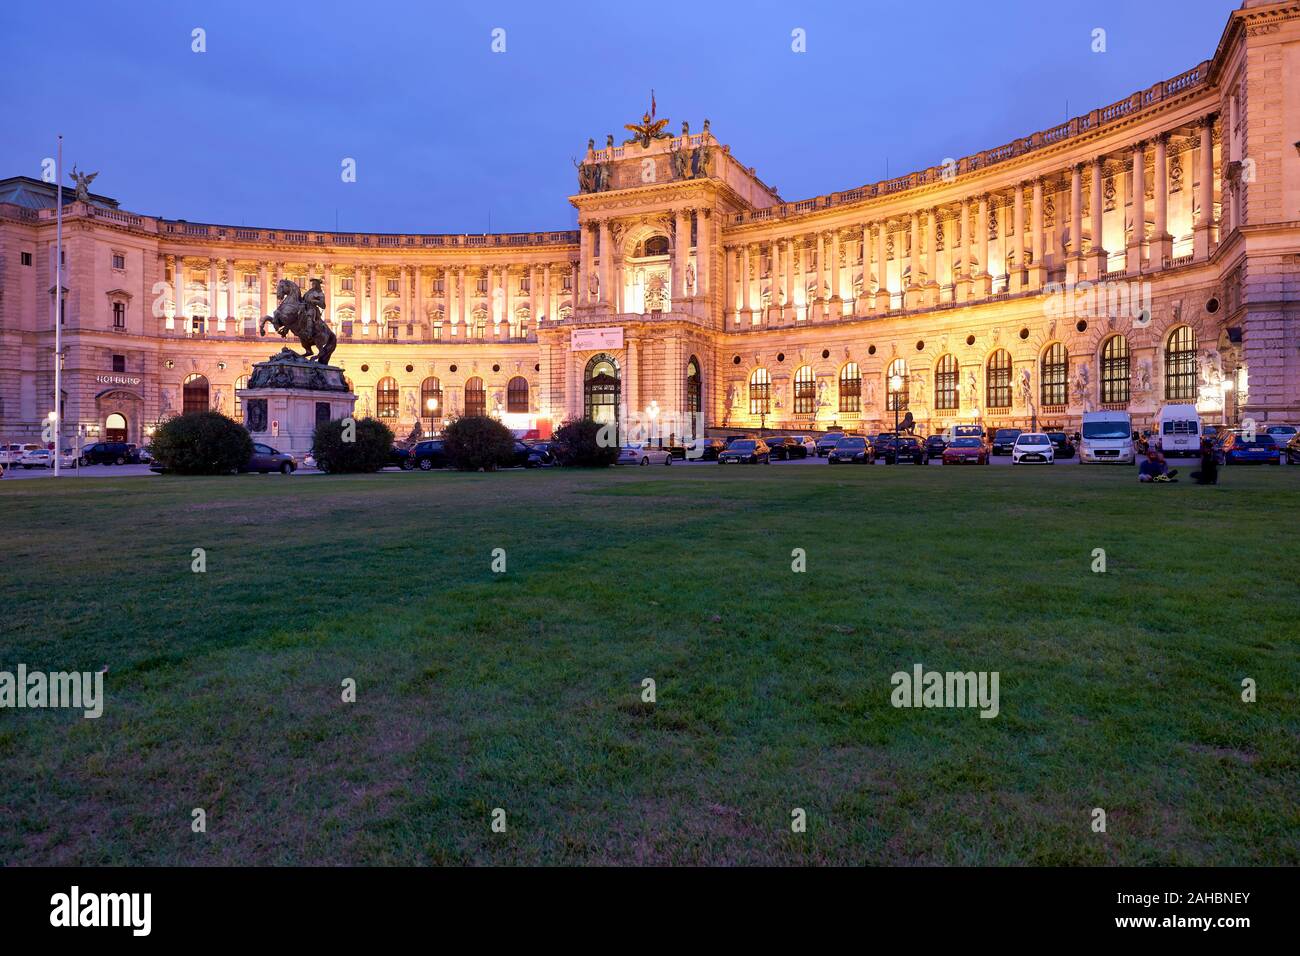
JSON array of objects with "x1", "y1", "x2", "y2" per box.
[
  {"x1": 442, "y1": 415, "x2": 516, "y2": 471},
  {"x1": 150, "y1": 411, "x2": 253, "y2": 475},
  {"x1": 551, "y1": 417, "x2": 618, "y2": 467},
  {"x1": 312, "y1": 416, "x2": 394, "y2": 473}
]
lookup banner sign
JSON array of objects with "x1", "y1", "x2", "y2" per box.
[{"x1": 570, "y1": 327, "x2": 623, "y2": 351}]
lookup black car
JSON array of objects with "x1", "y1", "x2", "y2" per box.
[
  {"x1": 815, "y1": 433, "x2": 846, "y2": 457},
  {"x1": 924, "y1": 435, "x2": 948, "y2": 461},
  {"x1": 766, "y1": 436, "x2": 809, "y2": 460},
  {"x1": 827, "y1": 436, "x2": 871, "y2": 464},
  {"x1": 409, "y1": 439, "x2": 450, "y2": 470},
  {"x1": 390, "y1": 442, "x2": 414, "y2": 469},
  {"x1": 79, "y1": 441, "x2": 140, "y2": 466},
  {"x1": 718, "y1": 439, "x2": 771, "y2": 464},
  {"x1": 1046, "y1": 431, "x2": 1075, "y2": 458},
  {"x1": 1287, "y1": 434, "x2": 1300, "y2": 464},
  {"x1": 880, "y1": 435, "x2": 927, "y2": 465},
  {"x1": 689, "y1": 437, "x2": 726, "y2": 461},
  {"x1": 991, "y1": 428, "x2": 1022, "y2": 455},
  {"x1": 522, "y1": 441, "x2": 554, "y2": 468}
]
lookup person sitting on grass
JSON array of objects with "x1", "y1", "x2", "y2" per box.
[
  {"x1": 1139, "y1": 449, "x2": 1179, "y2": 482},
  {"x1": 1190, "y1": 436, "x2": 1219, "y2": 485}
]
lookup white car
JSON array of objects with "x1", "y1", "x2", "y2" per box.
[
  {"x1": 2, "y1": 443, "x2": 40, "y2": 466},
  {"x1": 19, "y1": 448, "x2": 54, "y2": 469},
  {"x1": 617, "y1": 444, "x2": 673, "y2": 466},
  {"x1": 1263, "y1": 425, "x2": 1297, "y2": 449},
  {"x1": 1011, "y1": 433, "x2": 1054, "y2": 465}
]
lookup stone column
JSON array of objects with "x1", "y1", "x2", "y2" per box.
[
  {"x1": 954, "y1": 204, "x2": 970, "y2": 302},
  {"x1": 874, "y1": 223, "x2": 890, "y2": 311},
  {"x1": 697, "y1": 210, "x2": 710, "y2": 301},
  {"x1": 976, "y1": 195, "x2": 991, "y2": 296},
  {"x1": 926, "y1": 209, "x2": 940, "y2": 304},
  {"x1": 741, "y1": 244, "x2": 752, "y2": 323},
  {"x1": 783, "y1": 237, "x2": 794, "y2": 318},
  {"x1": 321, "y1": 263, "x2": 332, "y2": 328},
  {"x1": 1128, "y1": 141, "x2": 1146, "y2": 274},
  {"x1": 673, "y1": 208, "x2": 687, "y2": 303},
  {"x1": 1152, "y1": 133, "x2": 1171, "y2": 266},
  {"x1": 1194, "y1": 115, "x2": 1216, "y2": 259},
  {"x1": 206, "y1": 259, "x2": 218, "y2": 330},
  {"x1": 724, "y1": 246, "x2": 735, "y2": 326},
  {"x1": 830, "y1": 229, "x2": 842, "y2": 306},
  {"x1": 413, "y1": 265, "x2": 423, "y2": 336},
  {"x1": 1010, "y1": 187, "x2": 1025, "y2": 292},
  {"x1": 597, "y1": 219, "x2": 612, "y2": 307},
  {"x1": 1088, "y1": 158, "x2": 1107, "y2": 279},
  {"x1": 457, "y1": 267, "x2": 466, "y2": 333},
  {"x1": 353, "y1": 264, "x2": 364, "y2": 326},
  {"x1": 257, "y1": 260, "x2": 269, "y2": 324},
  {"x1": 1067, "y1": 164, "x2": 1083, "y2": 282},
  {"x1": 399, "y1": 265, "x2": 410, "y2": 335},
  {"x1": 962, "y1": 198, "x2": 977, "y2": 299},
  {"x1": 1028, "y1": 179, "x2": 1044, "y2": 288},
  {"x1": 501, "y1": 265, "x2": 512, "y2": 335},
  {"x1": 769, "y1": 239, "x2": 782, "y2": 320},
  {"x1": 224, "y1": 259, "x2": 236, "y2": 328},
  {"x1": 173, "y1": 256, "x2": 185, "y2": 329},
  {"x1": 625, "y1": 336, "x2": 638, "y2": 420},
  {"x1": 815, "y1": 232, "x2": 826, "y2": 311},
  {"x1": 542, "y1": 263, "x2": 551, "y2": 322},
  {"x1": 860, "y1": 223, "x2": 871, "y2": 310}
]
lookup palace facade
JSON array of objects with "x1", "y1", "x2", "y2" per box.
[{"x1": 3, "y1": 0, "x2": 1298, "y2": 449}]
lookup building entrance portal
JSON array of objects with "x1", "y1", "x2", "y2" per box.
[
  {"x1": 584, "y1": 353, "x2": 621, "y2": 426},
  {"x1": 104, "y1": 413, "x2": 127, "y2": 442}
]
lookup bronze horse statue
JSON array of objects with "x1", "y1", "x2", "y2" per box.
[{"x1": 260, "y1": 278, "x2": 337, "y2": 364}]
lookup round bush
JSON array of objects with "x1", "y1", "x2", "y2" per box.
[
  {"x1": 151, "y1": 411, "x2": 253, "y2": 475},
  {"x1": 551, "y1": 417, "x2": 618, "y2": 467},
  {"x1": 442, "y1": 415, "x2": 517, "y2": 471},
  {"x1": 312, "y1": 416, "x2": 394, "y2": 473}
]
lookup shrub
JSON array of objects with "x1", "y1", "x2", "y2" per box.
[
  {"x1": 442, "y1": 415, "x2": 517, "y2": 471},
  {"x1": 312, "y1": 416, "x2": 394, "y2": 473},
  {"x1": 150, "y1": 411, "x2": 253, "y2": 475},
  {"x1": 551, "y1": 417, "x2": 618, "y2": 467}
]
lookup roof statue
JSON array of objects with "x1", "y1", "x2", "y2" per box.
[
  {"x1": 624, "y1": 90, "x2": 671, "y2": 148},
  {"x1": 68, "y1": 165, "x2": 98, "y2": 202}
]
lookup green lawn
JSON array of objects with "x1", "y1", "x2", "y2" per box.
[{"x1": 1, "y1": 463, "x2": 1296, "y2": 865}]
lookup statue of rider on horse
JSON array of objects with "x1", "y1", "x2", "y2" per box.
[{"x1": 260, "y1": 277, "x2": 337, "y2": 365}]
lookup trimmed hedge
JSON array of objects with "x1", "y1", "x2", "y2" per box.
[
  {"x1": 442, "y1": 415, "x2": 517, "y2": 471},
  {"x1": 312, "y1": 416, "x2": 394, "y2": 473},
  {"x1": 150, "y1": 411, "x2": 254, "y2": 475},
  {"x1": 551, "y1": 417, "x2": 618, "y2": 467}
]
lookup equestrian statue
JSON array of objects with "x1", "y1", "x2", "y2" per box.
[{"x1": 260, "y1": 277, "x2": 337, "y2": 364}]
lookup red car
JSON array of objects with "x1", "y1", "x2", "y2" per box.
[{"x1": 942, "y1": 437, "x2": 990, "y2": 465}]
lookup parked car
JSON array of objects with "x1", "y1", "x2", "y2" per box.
[
  {"x1": 77, "y1": 441, "x2": 139, "y2": 465},
  {"x1": 136, "y1": 445, "x2": 154, "y2": 463},
  {"x1": 722, "y1": 435, "x2": 753, "y2": 447},
  {"x1": 815, "y1": 433, "x2": 846, "y2": 457},
  {"x1": 766, "y1": 436, "x2": 809, "y2": 460},
  {"x1": 245, "y1": 443, "x2": 296, "y2": 474},
  {"x1": 618, "y1": 443, "x2": 673, "y2": 466},
  {"x1": 1, "y1": 443, "x2": 41, "y2": 467},
  {"x1": 1046, "y1": 432, "x2": 1075, "y2": 458},
  {"x1": 59, "y1": 448, "x2": 79, "y2": 469},
  {"x1": 1158, "y1": 404, "x2": 1202, "y2": 457},
  {"x1": 19, "y1": 448, "x2": 53, "y2": 469},
  {"x1": 789, "y1": 434, "x2": 818, "y2": 456},
  {"x1": 1080, "y1": 411, "x2": 1135, "y2": 464},
  {"x1": 880, "y1": 435, "x2": 926, "y2": 465},
  {"x1": 924, "y1": 435, "x2": 948, "y2": 461},
  {"x1": 1201, "y1": 424, "x2": 1225, "y2": 446},
  {"x1": 718, "y1": 439, "x2": 771, "y2": 464},
  {"x1": 1263, "y1": 424, "x2": 1297, "y2": 450},
  {"x1": 991, "y1": 428, "x2": 1022, "y2": 456},
  {"x1": 827, "y1": 436, "x2": 872, "y2": 464},
  {"x1": 691, "y1": 437, "x2": 726, "y2": 461},
  {"x1": 523, "y1": 442, "x2": 554, "y2": 468},
  {"x1": 941, "y1": 437, "x2": 990, "y2": 465},
  {"x1": 1011, "y1": 432, "x2": 1055, "y2": 465},
  {"x1": 1287, "y1": 434, "x2": 1300, "y2": 465},
  {"x1": 1217, "y1": 433, "x2": 1281, "y2": 465},
  {"x1": 390, "y1": 442, "x2": 414, "y2": 470},
  {"x1": 408, "y1": 439, "x2": 450, "y2": 470}
]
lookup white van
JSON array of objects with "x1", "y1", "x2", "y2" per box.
[
  {"x1": 1080, "y1": 411, "x2": 1135, "y2": 464},
  {"x1": 1158, "y1": 404, "x2": 1201, "y2": 457}
]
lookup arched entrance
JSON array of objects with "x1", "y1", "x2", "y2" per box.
[
  {"x1": 584, "y1": 353, "x2": 620, "y2": 425},
  {"x1": 686, "y1": 355, "x2": 702, "y2": 437},
  {"x1": 105, "y1": 413, "x2": 127, "y2": 442},
  {"x1": 183, "y1": 373, "x2": 209, "y2": 414}
]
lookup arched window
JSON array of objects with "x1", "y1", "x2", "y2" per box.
[
  {"x1": 839, "y1": 362, "x2": 861, "y2": 412},
  {"x1": 749, "y1": 368, "x2": 770, "y2": 416},
  {"x1": 464, "y1": 377, "x2": 486, "y2": 416},
  {"x1": 934, "y1": 355, "x2": 959, "y2": 410},
  {"x1": 233, "y1": 375, "x2": 247, "y2": 421},
  {"x1": 584, "y1": 355, "x2": 619, "y2": 425},
  {"x1": 1040, "y1": 343, "x2": 1068, "y2": 406},
  {"x1": 376, "y1": 377, "x2": 399, "y2": 418},
  {"x1": 1100, "y1": 334, "x2": 1131, "y2": 404},
  {"x1": 886, "y1": 359, "x2": 908, "y2": 412},
  {"x1": 644, "y1": 236, "x2": 669, "y2": 257},
  {"x1": 104, "y1": 413, "x2": 127, "y2": 442},
  {"x1": 793, "y1": 366, "x2": 816, "y2": 414},
  {"x1": 1165, "y1": 326, "x2": 1198, "y2": 401},
  {"x1": 471, "y1": 307, "x2": 487, "y2": 338},
  {"x1": 686, "y1": 357, "x2": 702, "y2": 433},
  {"x1": 420, "y1": 377, "x2": 442, "y2": 421},
  {"x1": 182, "y1": 373, "x2": 209, "y2": 415},
  {"x1": 986, "y1": 350, "x2": 1012, "y2": 409},
  {"x1": 507, "y1": 376, "x2": 529, "y2": 413}
]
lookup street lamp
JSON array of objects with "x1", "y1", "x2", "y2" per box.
[
  {"x1": 425, "y1": 396, "x2": 438, "y2": 437},
  {"x1": 889, "y1": 373, "x2": 903, "y2": 463}
]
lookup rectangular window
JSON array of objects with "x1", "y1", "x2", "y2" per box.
[
  {"x1": 406, "y1": 323, "x2": 414, "y2": 337},
  {"x1": 341, "y1": 277, "x2": 354, "y2": 291},
  {"x1": 387, "y1": 278, "x2": 399, "y2": 293},
  {"x1": 112, "y1": 354, "x2": 126, "y2": 373},
  {"x1": 112, "y1": 302, "x2": 126, "y2": 329},
  {"x1": 191, "y1": 315, "x2": 205, "y2": 335},
  {"x1": 388, "y1": 324, "x2": 399, "y2": 339},
  {"x1": 519, "y1": 277, "x2": 530, "y2": 293},
  {"x1": 433, "y1": 278, "x2": 445, "y2": 293},
  {"x1": 433, "y1": 322, "x2": 442, "y2": 341},
  {"x1": 341, "y1": 320, "x2": 353, "y2": 338},
  {"x1": 561, "y1": 274, "x2": 572, "y2": 291},
  {"x1": 21, "y1": 252, "x2": 32, "y2": 266},
  {"x1": 244, "y1": 274, "x2": 257, "y2": 289},
  {"x1": 476, "y1": 278, "x2": 488, "y2": 294},
  {"x1": 111, "y1": 253, "x2": 125, "y2": 270}
]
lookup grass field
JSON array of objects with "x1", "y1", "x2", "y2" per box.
[{"x1": 1, "y1": 464, "x2": 1296, "y2": 865}]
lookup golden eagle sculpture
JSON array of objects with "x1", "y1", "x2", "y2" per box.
[{"x1": 624, "y1": 90, "x2": 671, "y2": 148}]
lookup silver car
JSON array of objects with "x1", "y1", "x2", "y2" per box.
[{"x1": 617, "y1": 444, "x2": 673, "y2": 466}]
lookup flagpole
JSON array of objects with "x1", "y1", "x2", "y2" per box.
[{"x1": 53, "y1": 135, "x2": 63, "y2": 478}]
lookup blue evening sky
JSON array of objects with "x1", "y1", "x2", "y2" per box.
[{"x1": 1, "y1": 0, "x2": 1234, "y2": 234}]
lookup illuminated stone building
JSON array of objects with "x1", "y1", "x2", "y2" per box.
[{"x1": 2, "y1": 0, "x2": 1297, "y2": 448}]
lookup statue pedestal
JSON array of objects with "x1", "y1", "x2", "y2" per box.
[{"x1": 236, "y1": 351, "x2": 357, "y2": 462}]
